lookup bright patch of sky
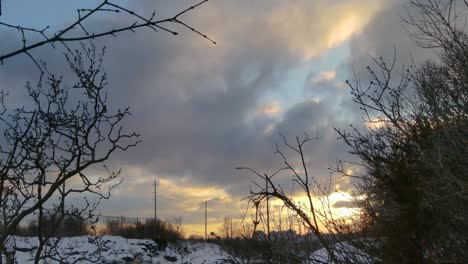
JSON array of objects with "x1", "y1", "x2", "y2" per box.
[{"x1": 260, "y1": 39, "x2": 351, "y2": 116}]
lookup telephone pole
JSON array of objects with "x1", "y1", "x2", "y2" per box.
[
  {"x1": 266, "y1": 176, "x2": 271, "y2": 240},
  {"x1": 154, "y1": 180, "x2": 159, "y2": 221},
  {"x1": 204, "y1": 200, "x2": 208, "y2": 241},
  {"x1": 230, "y1": 219, "x2": 233, "y2": 239}
]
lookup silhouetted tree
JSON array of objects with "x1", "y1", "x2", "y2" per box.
[
  {"x1": 333, "y1": 0, "x2": 468, "y2": 262},
  {"x1": 239, "y1": 0, "x2": 467, "y2": 263},
  {"x1": 0, "y1": 43, "x2": 139, "y2": 263},
  {"x1": 238, "y1": 134, "x2": 369, "y2": 263},
  {"x1": 0, "y1": 1, "x2": 215, "y2": 263}
]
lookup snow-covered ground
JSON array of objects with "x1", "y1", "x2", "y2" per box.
[
  {"x1": 3, "y1": 236, "x2": 234, "y2": 264},
  {"x1": 2, "y1": 235, "x2": 375, "y2": 263},
  {"x1": 310, "y1": 242, "x2": 374, "y2": 263}
]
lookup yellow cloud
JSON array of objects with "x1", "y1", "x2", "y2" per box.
[
  {"x1": 258, "y1": 101, "x2": 282, "y2": 117},
  {"x1": 328, "y1": 14, "x2": 359, "y2": 48},
  {"x1": 192, "y1": 0, "x2": 387, "y2": 61},
  {"x1": 267, "y1": 0, "x2": 385, "y2": 59},
  {"x1": 311, "y1": 70, "x2": 337, "y2": 85},
  {"x1": 366, "y1": 118, "x2": 388, "y2": 129},
  {"x1": 267, "y1": 190, "x2": 358, "y2": 230}
]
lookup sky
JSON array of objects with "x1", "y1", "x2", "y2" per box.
[{"x1": 0, "y1": 0, "x2": 433, "y2": 236}]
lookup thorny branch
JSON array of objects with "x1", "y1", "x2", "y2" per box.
[
  {"x1": 237, "y1": 133, "x2": 340, "y2": 263},
  {"x1": 0, "y1": 0, "x2": 215, "y2": 80}
]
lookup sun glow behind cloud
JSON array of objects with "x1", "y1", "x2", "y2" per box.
[
  {"x1": 259, "y1": 101, "x2": 282, "y2": 117},
  {"x1": 0, "y1": 0, "x2": 415, "y2": 244},
  {"x1": 110, "y1": 165, "x2": 361, "y2": 236},
  {"x1": 366, "y1": 118, "x2": 388, "y2": 129},
  {"x1": 92, "y1": 0, "x2": 388, "y2": 237},
  {"x1": 270, "y1": 191, "x2": 358, "y2": 218},
  {"x1": 328, "y1": 15, "x2": 360, "y2": 48},
  {"x1": 258, "y1": 191, "x2": 359, "y2": 234},
  {"x1": 265, "y1": 0, "x2": 385, "y2": 60}
]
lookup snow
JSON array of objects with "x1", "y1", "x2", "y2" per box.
[
  {"x1": 3, "y1": 235, "x2": 377, "y2": 263},
  {"x1": 3, "y1": 236, "x2": 234, "y2": 264},
  {"x1": 310, "y1": 241, "x2": 374, "y2": 263}
]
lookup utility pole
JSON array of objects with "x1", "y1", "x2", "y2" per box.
[
  {"x1": 204, "y1": 200, "x2": 207, "y2": 241},
  {"x1": 266, "y1": 176, "x2": 270, "y2": 240},
  {"x1": 154, "y1": 180, "x2": 159, "y2": 221}
]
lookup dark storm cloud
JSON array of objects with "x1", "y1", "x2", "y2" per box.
[
  {"x1": 1, "y1": 1, "x2": 299, "y2": 211},
  {"x1": 102, "y1": 24, "x2": 292, "y2": 186},
  {"x1": 0, "y1": 0, "x2": 390, "y2": 223},
  {"x1": 84, "y1": 1, "x2": 319, "y2": 191},
  {"x1": 347, "y1": 0, "x2": 468, "y2": 74},
  {"x1": 0, "y1": 1, "x2": 295, "y2": 222}
]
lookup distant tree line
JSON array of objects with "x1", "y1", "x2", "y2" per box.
[{"x1": 103, "y1": 218, "x2": 185, "y2": 249}]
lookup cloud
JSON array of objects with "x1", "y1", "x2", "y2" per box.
[
  {"x1": 265, "y1": 0, "x2": 384, "y2": 59},
  {"x1": 332, "y1": 200, "x2": 357, "y2": 209},
  {"x1": 257, "y1": 101, "x2": 282, "y2": 117},
  {"x1": 93, "y1": 0, "x2": 383, "y2": 189},
  {"x1": 309, "y1": 70, "x2": 337, "y2": 86},
  {"x1": 0, "y1": 0, "x2": 389, "y2": 234},
  {"x1": 348, "y1": 0, "x2": 440, "y2": 73}
]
